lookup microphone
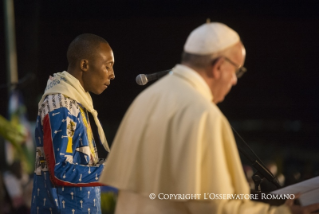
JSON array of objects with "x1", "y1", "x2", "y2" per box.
[{"x1": 136, "y1": 69, "x2": 171, "y2": 85}]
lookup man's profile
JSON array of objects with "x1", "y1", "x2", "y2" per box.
[
  {"x1": 99, "y1": 23, "x2": 319, "y2": 214},
  {"x1": 31, "y1": 33, "x2": 115, "y2": 214}
]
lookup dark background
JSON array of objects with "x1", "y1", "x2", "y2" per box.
[{"x1": 1, "y1": 0, "x2": 319, "y2": 184}]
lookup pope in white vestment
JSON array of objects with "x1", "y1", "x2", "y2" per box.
[
  {"x1": 100, "y1": 64, "x2": 290, "y2": 213},
  {"x1": 100, "y1": 23, "x2": 293, "y2": 213}
]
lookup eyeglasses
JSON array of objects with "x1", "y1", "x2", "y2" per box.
[{"x1": 212, "y1": 57, "x2": 247, "y2": 78}]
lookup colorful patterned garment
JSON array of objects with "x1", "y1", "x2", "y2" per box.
[{"x1": 31, "y1": 94, "x2": 105, "y2": 214}]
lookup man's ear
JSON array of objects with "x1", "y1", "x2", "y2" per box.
[
  {"x1": 209, "y1": 57, "x2": 224, "y2": 79},
  {"x1": 80, "y1": 59, "x2": 89, "y2": 72}
]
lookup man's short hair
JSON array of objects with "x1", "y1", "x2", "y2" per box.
[
  {"x1": 67, "y1": 33, "x2": 108, "y2": 67},
  {"x1": 181, "y1": 52, "x2": 215, "y2": 69}
]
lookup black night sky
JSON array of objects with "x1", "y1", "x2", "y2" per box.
[{"x1": 1, "y1": 0, "x2": 319, "y2": 179}]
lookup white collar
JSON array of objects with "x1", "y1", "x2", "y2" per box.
[{"x1": 172, "y1": 64, "x2": 213, "y2": 101}]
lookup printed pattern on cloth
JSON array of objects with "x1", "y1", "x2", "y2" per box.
[{"x1": 31, "y1": 94, "x2": 105, "y2": 214}]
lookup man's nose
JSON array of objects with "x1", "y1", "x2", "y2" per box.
[
  {"x1": 109, "y1": 70, "x2": 115, "y2": 80},
  {"x1": 232, "y1": 73, "x2": 237, "y2": 85}
]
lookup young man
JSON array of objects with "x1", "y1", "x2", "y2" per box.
[{"x1": 31, "y1": 34, "x2": 115, "y2": 214}]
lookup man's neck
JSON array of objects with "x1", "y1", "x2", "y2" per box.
[
  {"x1": 67, "y1": 68, "x2": 86, "y2": 92},
  {"x1": 181, "y1": 63, "x2": 217, "y2": 104}
]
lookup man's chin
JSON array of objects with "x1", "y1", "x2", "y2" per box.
[
  {"x1": 213, "y1": 96, "x2": 225, "y2": 104},
  {"x1": 91, "y1": 89, "x2": 105, "y2": 95}
]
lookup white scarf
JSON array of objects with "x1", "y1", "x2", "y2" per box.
[{"x1": 39, "y1": 71, "x2": 110, "y2": 152}]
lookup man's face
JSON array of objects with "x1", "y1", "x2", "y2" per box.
[
  {"x1": 83, "y1": 43, "x2": 115, "y2": 95},
  {"x1": 213, "y1": 43, "x2": 246, "y2": 103}
]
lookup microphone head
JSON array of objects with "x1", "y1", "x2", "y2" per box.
[{"x1": 136, "y1": 74, "x2": 148, "y2": 85}]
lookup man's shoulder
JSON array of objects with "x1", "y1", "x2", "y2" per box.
[
  {"x1": 187, "y1": 97, "x2": 222, "y2": 119},
  {"x1": 43, "y1": 93, "x2": 74, "y2": 101},
  {"x1": 39, "y1": 93, "x2": 81, "y2": 117},
  {"x1": 134, "y1": 75, "x2": 218, "y2": 113}
]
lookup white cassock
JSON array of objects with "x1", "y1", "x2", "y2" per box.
[{"x1": 100, "y1": 64, "x2": 290, "y2": 214}]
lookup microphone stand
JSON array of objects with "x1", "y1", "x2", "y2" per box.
[
  {"x1": 237, "y1": 146, "x2": 281, "y2": 191},
  {"x1": 231, "y1": 127, "x2": 281, "y2": 192}
]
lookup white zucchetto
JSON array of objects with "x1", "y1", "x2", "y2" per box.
[{"x1": 184, "y1": 22, "x2": 240, "y2": 55}]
